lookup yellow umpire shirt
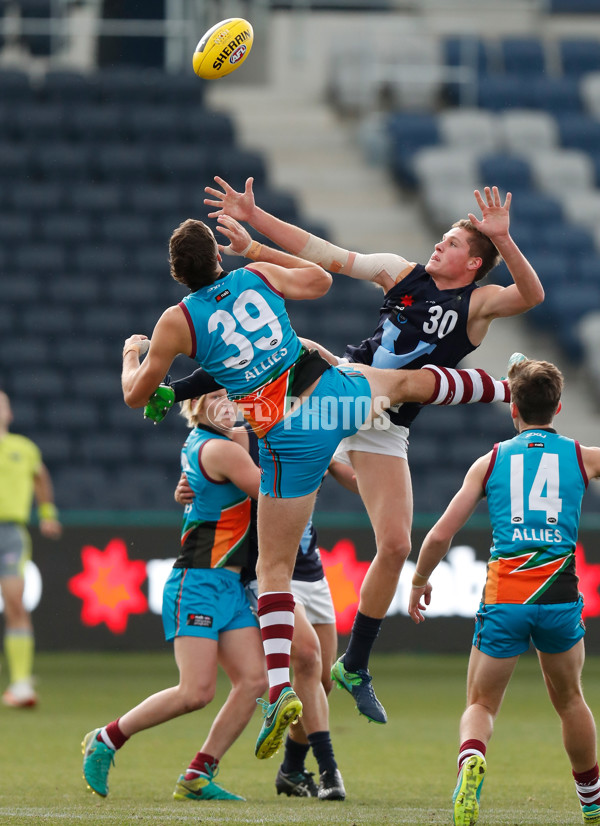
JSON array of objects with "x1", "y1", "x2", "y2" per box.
[{"x1": 0, "y1": 433, "x2": 41, "y2": 524}]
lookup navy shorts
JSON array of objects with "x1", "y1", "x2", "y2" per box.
[{"x1": 473, "y1": 596, "x2": 586, "y2": 658}]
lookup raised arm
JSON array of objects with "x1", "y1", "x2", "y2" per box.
[
  {"x1": 468, "y1": 187, "x2": 545, "y2": 335},
  {"x1": 216, "y1": 214, "x2": 332, "y2": 300},
  {"x1": 205, "y1": 176, "x2": 411, "y2": 291},
  {"x1": 408, "y1": 453, "x2": 490, "y2": 623},
  {"x1": 206, "y1": 176, "x2": 309, "y2": 255}
]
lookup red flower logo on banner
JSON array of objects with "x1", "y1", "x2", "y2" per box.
[
  {"x1": 320, "y1": 539, "x2": 370, "y2": 634},
  {"x1": 576, "y1": 542, "x2": 600, "y2": 619},
  {"x1": 68, "y1": 538, "x2": 148, "y2": 633}
]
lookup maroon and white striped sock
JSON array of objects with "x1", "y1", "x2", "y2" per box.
[
  {"x1": 258, "y1": 591, "x2": 295, "y2": 703},
  {"x1": 574, "y1": 764, "x2": 600, "y2": 808},
  {"x1": 423, "y1": 365, "x2": 510, "y2": 406},
  {"x1": 98, "y1": 718, "x2": 129, "y2": 751},
  {"x1": 457, "y1": 739, "x2": 487, "y2": 773}
]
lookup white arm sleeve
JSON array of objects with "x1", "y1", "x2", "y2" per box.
[{"x1": 298, "y1": 234, "x2": 411, "y2": 282}]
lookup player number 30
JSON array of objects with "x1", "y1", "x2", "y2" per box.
[{"x1": 422, "y1": 306, "x2": 458, "y2": 338}]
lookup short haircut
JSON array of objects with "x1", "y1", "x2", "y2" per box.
[
  {"x1": 452, "y1": 219, "x2": 502, "y2": 282},
  {"x1": 180, "y1": 396, "x2": 205, "y2": 428},
  {"x1": 169, "y1": 219, "x2": 220, "y2": 291},
  {"x1": 508, "y1": 359, "x2": 563, "y2": 425}
]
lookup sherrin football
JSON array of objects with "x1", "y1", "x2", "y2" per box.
[{"x1": 193, "y1": 18, "x2": 254, "y2": 80}]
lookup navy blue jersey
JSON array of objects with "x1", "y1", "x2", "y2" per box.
[
  {"x1": 242, "y1": 423, "x2": 324, "y2": 583},
  {"x1": 345, "y1": 264, "x2": 478, "y2": 426}
]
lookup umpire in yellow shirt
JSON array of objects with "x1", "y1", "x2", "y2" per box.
[{"x1": 0, "y1": 390, "x2": 61, "y2": 707}]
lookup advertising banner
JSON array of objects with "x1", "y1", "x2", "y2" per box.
[{"x1": 16, "y1": 521, "x2": 600, "y2": 653}]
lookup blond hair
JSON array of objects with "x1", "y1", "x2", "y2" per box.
[
  {"x1": 508, "y1": 359, "x2": 563, "y2": 424},
  {"x1": 180, "y1": 395, "x2": 206, "y2": 428}
]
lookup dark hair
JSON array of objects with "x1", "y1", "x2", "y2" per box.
[
  {"x1": 451, "y1": 219, "x2": 502, "y2": 282},
  {"x1": 169, "y1": 219, "x2": 220, "y2": 291},
  {"x1": 508, "y1": 359, "x2": 563, "y2": 425}
]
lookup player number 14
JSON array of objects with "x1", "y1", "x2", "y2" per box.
[{"x1": 510, "y1": 452, "x2": 562, "y2": 525}]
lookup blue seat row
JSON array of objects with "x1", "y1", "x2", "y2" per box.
[
  {"x1": 444, "y1": 36, "x2": 600, "y2": 78},
  {"x1": 0, "y1": 103, "x2": 232, "y2": 144},
  {"x1": 0, "y1": 67, "x2": 205, "y2": 105}
]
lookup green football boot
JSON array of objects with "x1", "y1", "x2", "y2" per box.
[
  {"x1": 330, "y1": 657, "x2": 387, "y2": 724},
  {"x1": 452, "y1": 754, "x2": 486, "y2": 826},
  {"x1": 255, "y1": 687, "x2": 302, "y2": 760},
  {"x1": 582, "y1": 803, "x2": 600, "y2": 824},
  {"x1": 173, "y1": 764, "x2": 244, "y2": 801},
  {"x1": 82, "y1": 728, "x2": 115, "y2": 797}
]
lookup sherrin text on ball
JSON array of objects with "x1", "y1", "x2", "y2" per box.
[{"x1": 193, "y1": 18, "x2": 254, "y2": 80}]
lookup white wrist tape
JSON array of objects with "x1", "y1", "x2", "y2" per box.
[
  {"x1": 299, "y1": 234, "x2": 411, "y2": 282},
  {"x1": 299, "y1": 234, "x2": 351, "y2": 273}
]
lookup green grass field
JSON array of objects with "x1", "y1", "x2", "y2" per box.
[{"x1": 1, "y1": 651, "x2": 598, "y2": 825}]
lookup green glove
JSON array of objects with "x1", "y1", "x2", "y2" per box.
[{"x1": 144, "y1": 385, "x2": 175, "y2": 424}]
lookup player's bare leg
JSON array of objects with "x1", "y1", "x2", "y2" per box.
[
  {"x1": 331, "y1": 452, "x2": 412, "y2": 724},
  {"x1": 253, "y1": 492, "x2": 317, "y2": 759},
  {"x1": 355, "y1": 364, "x2": 509, "y2": 415}
]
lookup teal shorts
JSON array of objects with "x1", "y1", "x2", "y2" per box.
[
  {"x1": 473, "y1": 596, "x2": 586, "y2": 658},
  {"x1": 258, "y1": 364, "x2": 371, "y2": 498},
  {"x1": 162, "y1": 567, "x2": 258, "y2": 642}
]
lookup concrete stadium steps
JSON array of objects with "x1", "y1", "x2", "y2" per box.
[{"x1": 205, "y1": 86, "x2": 435, "y2": 259}]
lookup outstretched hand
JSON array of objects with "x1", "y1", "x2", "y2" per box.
[
  {"x1": 216, "y1": 214, "x2": 253, "y2": 256},
  {"x1": 407, "y1": 582, "x2": 432, "y2": 624},
  {"x1": 468, "y1": 186, "x2": 511, "y2": 241},
  {"x1": 205, "y1": 175, "x2": 255, "y2": 221}
]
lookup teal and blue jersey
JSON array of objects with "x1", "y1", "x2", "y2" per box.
[
  {"x1": 179, "y1": 265, "x2": 303, "y2": 396},
  {"x1": 482, "y1": 428, "x2": 587, "y2": 604},
  {"x1": 175, "y1": 424, "x2": 251, "y2": 569}
]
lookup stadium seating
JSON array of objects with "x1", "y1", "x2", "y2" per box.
[
  {"x1": 497, "y1": 110, "x2": 559, "y2": 156},
  {"x1": 560, "y1": 39, "x2": 600, "y2": 77},
  {"x1": 550, "y1": 0, "x2": 600, "y2": 11},
  {"x1": 383, "y1": 28, "x2": 600, "y2": 391},
  {"x1": 0, "y1": 66, "x2": 340, "y2": 513},
  {"x1": 5, "y1": 24, "x2": 600, "y2": 517},
  {"x1": 500, "y1": 37, "x2": 546, "y2": 76}
]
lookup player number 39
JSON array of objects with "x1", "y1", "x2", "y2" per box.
[{"x1": 208, "y1": 289, "x2": 283, "y2": 369}]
